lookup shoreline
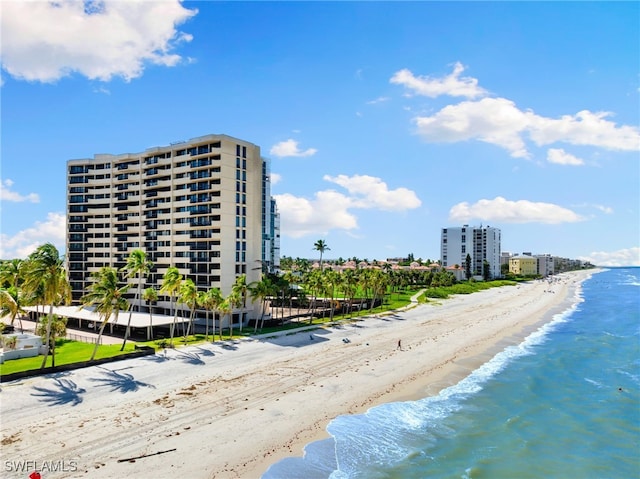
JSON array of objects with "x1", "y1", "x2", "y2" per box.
[
  {"x1": 251, "y1": 270, "x2": 594, "y2": 478},
  {"x1": 0, "y1": 270, "x2": 597, "y2": 479}
]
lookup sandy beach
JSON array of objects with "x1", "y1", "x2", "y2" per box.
[{"x1": 0, "y1": 270, "x2": 595, "y2": 479}]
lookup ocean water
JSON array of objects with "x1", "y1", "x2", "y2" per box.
[{"x1": 263, "y1": 268, "x2": 640, "y2": 479}]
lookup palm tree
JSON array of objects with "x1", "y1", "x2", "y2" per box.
[
  {"x1": 322, "y1": 270, "x2": 340, "y2": 320},
  {"x1": 313, "y1": 239, "x2": 330, "y2": 271},
  {"x1": 340, "y1": 269, "x2": 358, "y2": 317},
  {"x1": 200, "y1": 287, "x2": 224, "y2": 341},
  {"x1": 142, "y1": 287, "x2": 158, "y2": 340},
  {"x1": 120, "y1": 249, "x2": 154, "y2": 350},
  {"x1": 358, "y1": 268, "x2": 374, "y2": 315},
  {"x1": 0, "y1": 287, "x2": 26, "y2": 332},
  {"x1": 294, "y1": 257, "x2": 311, "y2": 275},
  {"x1": 35, "y1": 315, "x2": 67, "y2": 367},
  {"x1": 0, "y1": 259, "x2": 24, "y2": 289},
  {"x1": 218, "y1": 296, "x2": 233, "y2": 340},
  {"x1": 178, "y1": 278, "x2": 199, "y2": 340},
  {"x1": 231, "y1": 274, "x2": 248, "y2": 332},
  {"x1": 160, "y1": 267, "x2": 183, "y2": 346},
  {"x1": 81, "y1": 266, "x2": 130, "y2": 361},
  {"x1": 273, "y1": 275, "x2": 290, "y2": 325},
  {"x1": 305, "y1": 269, "x2": 323, "y2": 324},
  {"x1": 283, "y1": 270, "x2": 298, "y2": 319},
  {"x1": 22, "y1": 243, "x2": 71, "y2": 368},
  {"x1": 249, "y1": 276, "x2": 274, "y2": 332},
  {"x1": 371, "y1": 269, "x2": 390, "y2": 312}
]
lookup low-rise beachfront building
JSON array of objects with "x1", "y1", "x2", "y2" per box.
[
  {"x1": 445, "y1": 265, "x2": 467, "y2": 282},
  {"x1": 509, "y1": 255, "x2": 538, "y2": 276},
  {"x1": 440, "y1": 225, "x2": 502, "y2": 280},
  {"x1": 66, "y1": 134, "x2": 279, "y2": 334},
  {"x1": 536, "y1": 253, "x2": 555, "y2": 276}
]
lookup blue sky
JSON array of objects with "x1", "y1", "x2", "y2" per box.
[{"x1": 1, "y1": 1, "x2": 639, "y2": 266}]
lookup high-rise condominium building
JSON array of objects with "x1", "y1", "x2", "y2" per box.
[
  {"x1": 66, "y1": 134, "x2": 279, "y2": 323},
  {"x1": 440, "y1": 225, "x2": 502, "y2": 279}
]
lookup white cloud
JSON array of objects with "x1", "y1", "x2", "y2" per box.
[
  {"x1": 390, "y1": 62, "x2": 487, "y2": 99},
  {"x1": 273, "y1": 191, "x2": 358, "y2": 238},
  {"x1": 547, "y1": 148, "x2": 585, "y2": 166},
  {"x1": 528, "y1": 110, "x2": 640, "y2": 151},
  {"x1": 395, "y1": 63, "x2": 640, "y2": 158},
  {"x1": 0, "y1": 179, "x2": 40, "y2": 203},
  {"x1": 269, "y1": 173, "x2": 282, "y2": 185},
  {"x1": 413, "y1": 98, "x2": 640, "y2": 158},
  {"x1": 579, "y1": 247, "x2": 640, "y2": 267},
  {"x1": 269, "y1": 139, "x2": 318, "y2": 158},
  {"x1": 323, "y1": 174, "x2": 421, "y2": 211},
  {"x1": 366, "y1": 96, "x2": 390, "y2": 105},
  {"x1": 0, "y1": 212, "x2": 66, "y2": 259},
  {"x1": 93, "y1": 85, "x2": 111, "y2": 95},
  {"x1": 449, "y1": 196, "x2": 585, "y2": 224},
  {"x1": 414, "y1": 97, "x2": 531, "y2": 158},
  {"x1": 571, "y1": 202, "x2": 614, "y2": 215},
  {"x1": 274, "y1": 175, "x2": 421, "y2": 238},
  {"x1": 593, "y1": 204, "x2": 614, "y2": 214},
  {"x1": 1, "y1": 0, "x2": 197, "y2": 83}
]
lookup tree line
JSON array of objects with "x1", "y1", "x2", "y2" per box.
[{"x1": 0, "y1": 239, "x2": 457, "y2": 369}]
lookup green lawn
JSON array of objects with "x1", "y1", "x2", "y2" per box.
[
  {"x1": 420, "y1": 279, "x2": 517, "y2": 300},
  {"x1": 0, "y1": 339, "x2": 139, "y2": 376}
]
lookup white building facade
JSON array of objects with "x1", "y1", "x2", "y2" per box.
[
  {"x1": 440, "y1": 225, "x2": 502, "y2": 279},
  {"x1": 66, "y1": 134, "x2": 279, "y2": 324},
  {"x1": 535, "y1": 253, "x2": 555, "y2": 277}
]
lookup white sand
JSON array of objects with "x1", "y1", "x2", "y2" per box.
[{"x1": 0, "y1": 270, "x2": 595, "y2": 479}]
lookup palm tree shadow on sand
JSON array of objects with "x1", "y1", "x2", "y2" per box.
[
  {"x1": 219, "y1": 341, "x2": 240, "y2": 351},
  {"x1": 141, "y1": 352, "x2": 172, "y2": 363},
  {"x1": 31, "y1": 378, "x2": 86, "y2": 406},
  {"x1": 89, "y1": 366, "x2": 156, "y2": 393},
  {"x1": 194, "y1": 346, "x2": 216, "y2": 357},
  {"x1": 175, "y1": 351, "x2": 205, "y2": 365}
]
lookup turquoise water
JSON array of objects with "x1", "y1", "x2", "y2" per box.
[{"x1": 263, "y1": 268, "x2": 640, "y2": 479}]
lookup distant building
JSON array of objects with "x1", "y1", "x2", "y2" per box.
[
  {"x1": 509, "y1": 255, "x2": 538, "y2": 276},
  {"x1": 440, "y1": 225, "x2": 501, "y2": 279},
  {"x1": 66, "y1": 134, "x2": 279, "y2": 327},
  {"x1": 536, "y1": 253, "x2": 555, "y2": 276},
  {"x1": 500, "y1": 252, "x2": 512, "y2": 268},
  {"x1": 261, "y1": 160, "x2": 280, "y2": 273},
  {"x1": 554, "y1": 256, "x2": 586, "y2": 272},
  {"x1": 445, "y1": 265, "x2": 467, "y2": 282}
]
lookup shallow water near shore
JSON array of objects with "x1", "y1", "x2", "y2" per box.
[{"x1": 263, "y1": 268, "x2": 640, "y2": 479}]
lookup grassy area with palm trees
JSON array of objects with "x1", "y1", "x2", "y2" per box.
[
  {"x1": 1, "y1": 240, "x2": 522, "y2": 378},
  {"x1": 0, "y1": 339, "x2": 139, "y2": 376}
]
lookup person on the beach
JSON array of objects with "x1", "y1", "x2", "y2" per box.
[{"x1": 397, "y1": 339, "x2": 402, "y2": 350}]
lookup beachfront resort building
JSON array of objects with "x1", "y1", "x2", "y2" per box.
[
  {"x1": 440, "y1": 225, "x2": 502, "y2": 279},
  {"x1": 66, "y1": 133, "x2": 279, "y2": 329},
  {"x1": 506, "y1": 253, "x2": 555, "y2": 277},
  {"x1": 508, "y1": 254, "x2": 538, "y2": 276}
]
